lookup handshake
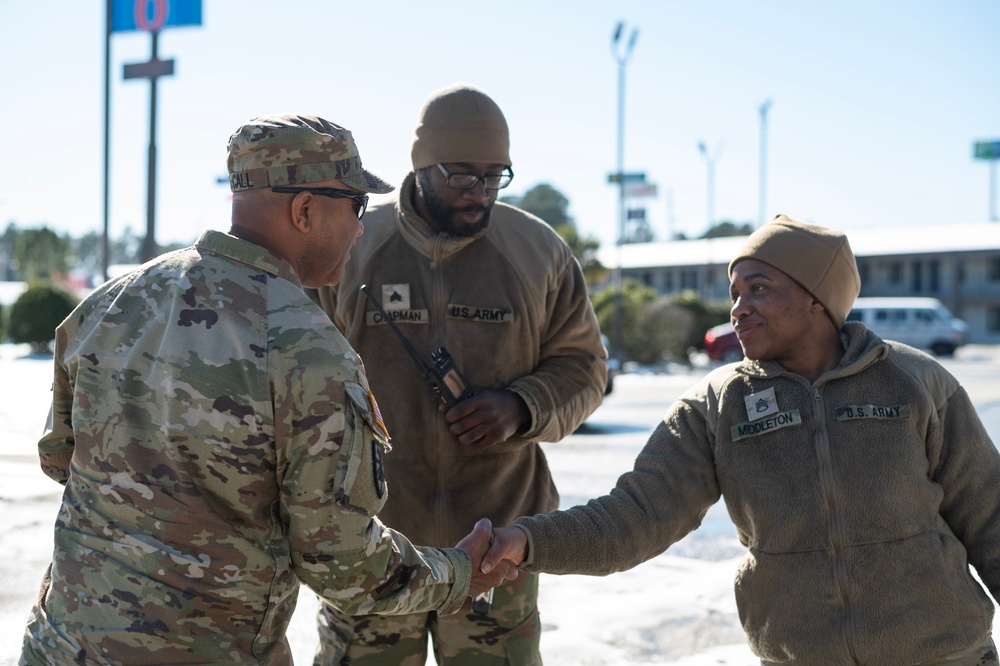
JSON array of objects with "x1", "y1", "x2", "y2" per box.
[{"x1": 456, "y1": 518, "x2": 530, "y2": 598}]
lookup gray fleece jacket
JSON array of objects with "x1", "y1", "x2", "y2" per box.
[{"x1": 516, "y1": 323, "x2": 1000, "y2": 665}]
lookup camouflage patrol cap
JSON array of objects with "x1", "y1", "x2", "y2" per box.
[{"x1": 227, "y1": 114, "x2": 393, "y2": 194}]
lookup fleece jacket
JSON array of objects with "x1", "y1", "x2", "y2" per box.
[
  {"x1": 516, "y1": 323, "x2": 1000, "y2": 665},
  {"x1": 316, "y1": 173, "x2": 608, "y2": 547}
]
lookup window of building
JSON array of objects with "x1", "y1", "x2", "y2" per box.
[
  {"x1": 680, "y1": 270, "x2": 698, "y2": 290},
  {"x1": 990, "y1": 257, "x2": 1000, "y2": 282},
  {"x1": 928, "y1": 260, "x2": 940, "y2": 292},
  {"x1": 989, "y1": 307, "x2": 1000, "y2": 333},
  {"x1": 911, "y1": 260, "x2": 923, "y2": 292},
  {"x1": 888, "y1": 262, "x2": 902, "y2": 285}
]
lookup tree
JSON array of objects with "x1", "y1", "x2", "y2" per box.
[
  {"x1": 8, "y1": 283, "x2": 77, "y2": 354},
  {"x1": 110, "y1": 226, "x2": 143, "y2": 265},
  {"x1": 590, "y1": 278, "x2": 659, "y2": 362},
  {"x1": 0, "y1": 222, "x2": 18, "y2": 280},
  {"x1": 14, "y1": 227, "x2": 69, "y2": 281},
  {"x1": 502, "y1": 183, "x2": 607, "y2": 283},
  {"x1": 71, "y1": 231, "x2": 104, "y2": 275},
  {"x1": 701, "y1": 221, "x2": 754, "y2": 239},
  {"x1": 591, "y1": 282, "x2": 732, "y2": 365},
  {"x1": 667, "y1": 290, "x2": 733, "y2": 352},
  {"x1": 503, "y1": 184, "x2": 572, "y2": 228}
]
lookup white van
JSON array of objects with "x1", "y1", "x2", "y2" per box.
[{"x1": 846, "y1": 297, "x2": 968, "y2": 357}]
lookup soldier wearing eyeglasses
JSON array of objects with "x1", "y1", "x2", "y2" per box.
[
  {"x1": 19, "y1": 115, "x2": 514, "y2": 665},
  {"x1": 313, "y1": 84, "x2": 609, "y2": 664}
]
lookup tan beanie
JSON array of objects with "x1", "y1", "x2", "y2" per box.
[
  {"x1": 728, "y1": 214, "x2": 861, "y2": 329},
  {"x1": 411, "y1": 83, "x2": 511, "y2": 170}
]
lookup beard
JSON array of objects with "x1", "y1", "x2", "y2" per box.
[{"x1": 415, "y1": 170, "x2": 492, "y2": 237}]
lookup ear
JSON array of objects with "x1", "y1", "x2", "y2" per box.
[
  {"x1": 810, "y1": 298, "x2": 827, "y2": 315},
  {"x1": 288, "y1": 191, "x2": 316, "y2": 235}
]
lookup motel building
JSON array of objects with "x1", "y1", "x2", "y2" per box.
[{"x1": 597, "y1": 221, "x2": 1000, "y2": 345}]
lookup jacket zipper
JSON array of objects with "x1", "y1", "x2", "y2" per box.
[{"x1": 812, "y1": 386, "x2": 859, "y2": 663}]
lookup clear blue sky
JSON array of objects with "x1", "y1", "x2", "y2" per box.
[{"x1": 1, "y1": 0, "x2": 998, "y2": 252}]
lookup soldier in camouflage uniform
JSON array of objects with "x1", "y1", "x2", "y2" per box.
[{"x1": 19, "y1": 114, "x2": 513, "y2": 666}]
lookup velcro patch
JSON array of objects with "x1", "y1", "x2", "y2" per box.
[
  {"x1": 835, "y1": 403, "x2": 911, "y2": 421},
  {"x1": 731, "y1": 409, "x2": 802, "y2": 442},
  {"x1": 366, "y1": 309, "x2": 428, "y2": 326},
  {"x1": 446, "y1": 304, "x2": 512, "y2": 323}
]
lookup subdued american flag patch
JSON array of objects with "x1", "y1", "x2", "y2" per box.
[{"x1": 368, "y1": 390, "x2": 390, "y2": 440}]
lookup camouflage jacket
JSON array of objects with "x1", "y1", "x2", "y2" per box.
[{"x1": 21, "y1": 231, "x2": 470, "y2": 665}]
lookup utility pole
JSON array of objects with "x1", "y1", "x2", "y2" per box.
[
  {"x1": 698, "y1": 141, "x2": 722, "y2": 231},
  {"x1": 758, "y1": 99, "x2": 773, "y2": 228}
]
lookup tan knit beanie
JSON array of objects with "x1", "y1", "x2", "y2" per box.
[
  {"x1": 728, "y1": 214, "x2": 861, "y2": 329},
  {"x1": 411, "y1": 83, "x2": 511, "y2": 170}
]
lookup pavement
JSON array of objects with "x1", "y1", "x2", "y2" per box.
[{"x1": 2, "y1": 342, "x2": 999, "y2": 665}]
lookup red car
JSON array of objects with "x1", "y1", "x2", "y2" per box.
[{"x1": 703, "y1": 321, "x2": 743, "y2": 362}]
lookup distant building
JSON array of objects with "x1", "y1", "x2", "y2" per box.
[{"x1": 597, "y1": 222, "x2": 1000, "y2": 344}]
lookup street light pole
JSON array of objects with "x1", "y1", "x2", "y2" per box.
[
  {"x1": 698, "y1": 141, "x2": 721, "y2": 231},
  {"x1": 611, "y1": 21, "x2": 638, "y2": 361},
  {"x1": 758, "y1": 98, "x2": 773, "y2": 228},
  {"x1": 613, "y1": 22, "x2": 638, "y2": 245}
]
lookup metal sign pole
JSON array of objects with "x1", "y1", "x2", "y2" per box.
[
  {"x1": 118, "y1": 0, "x2": 198, "y2": 262},
  {"x1": 123, "y1": 35, "x2": 174, "y2": 262},
  {"x1": 142, "y1": 31, "x2": 160, "y2": 262},
  {"x1": 102, "y1": 0, "x2": 112, "y2": 281},
  {"x1": 973, "y1": 140, "x2": 1000, "y2": 222}
]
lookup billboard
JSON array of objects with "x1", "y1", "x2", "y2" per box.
[{"x1": 112, "y1": 0, "x2": 202, "y2": 33}]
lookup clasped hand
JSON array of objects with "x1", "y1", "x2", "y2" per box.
[{"x1": 456, "y1": 518, "x2": 530, "y2": 598}]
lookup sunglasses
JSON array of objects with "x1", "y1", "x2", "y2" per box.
[{"x1": 271, "y1": 186, "x2": 368, "y2": 219}]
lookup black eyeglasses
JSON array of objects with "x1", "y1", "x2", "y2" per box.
[
  {"x1": 436, "y1": 164, "x2": 514, "y2": 190},
  {"x1": 271, "y1": 186, "x2": 369, "y2": 219}
]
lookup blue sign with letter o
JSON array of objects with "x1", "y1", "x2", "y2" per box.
[{"x1": 111, "y1": 0, "x2": 202, "y2": 33}]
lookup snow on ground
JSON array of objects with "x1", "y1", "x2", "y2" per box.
[{"x1": 3, "y1": 343, "x2": 1000, "y2": 665}]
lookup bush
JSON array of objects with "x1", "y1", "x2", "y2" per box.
[
  {"x1": 668, "y1": 290, "x2": 733, "y2": 352},
  {"x1": 592, "y1": 282, "x2": 734, "y2": 365},
  {"x1": 8, "y1": 284, "x2": 77, "y2": 353},
  {"x1": 591, "y1": 279, "x2": 659, "y2": 362}
]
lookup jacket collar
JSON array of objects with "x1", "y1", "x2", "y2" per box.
[
  {"x1": 738, "y1": 322, "x2": 889, "y2": 385},
  {"x1": 394, "y1": 172, "x2": 488, "y2": 261},
  {"x1": 194, "y1": 229, "x2": 303, "y2": 288}
]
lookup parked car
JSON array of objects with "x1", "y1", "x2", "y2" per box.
[
  {"x1": 846, "y1": 297, "x2": 968, "y2": 356},
  {"x1": 703, "y1": 321, "x2": 742, "y2": 362}
]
